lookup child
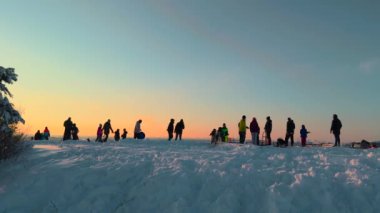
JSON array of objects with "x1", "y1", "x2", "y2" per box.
[
  {"x1": 221, "y1": 123, "x2": 229, "y2": 142},
  {"x1": 96, "y1": 124, "x2": 103, "y2": 142},
  {"x1": 216, "y1": 127, "x2": 223, "y2": 143},
  {"x1": 210, "y1": 129, "x2": 217, "y2": 144},
  {"x1": 121, "y1": 128, "x2": 128, "y2": 140},
  {"x1": 114, "y1": 129, "x2": 120, "y2": 141},
  {"x1": 72, "y1": 124, "x2": 79, "y2": 140},
  {"x1": 300, "y1": 125, "x2": 310, "y2": 147}
]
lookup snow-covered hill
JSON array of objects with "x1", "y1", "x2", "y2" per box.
[{"x1": 1, "y1": 140, "x2": 379, "y2": 212}]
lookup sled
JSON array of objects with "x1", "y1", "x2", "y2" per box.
[
  {"x1": 136, "y1": 132, "x2": 145, "y2": 139},
  {"x1": 304, "y1": 143, "x2": 332, "y2": 147},
  {"x1": 260, "y1": 132, "x2": 272, "y2": 146},
  {"x1": 351, "y1": 141, "x2": 378, "y2": 149}
]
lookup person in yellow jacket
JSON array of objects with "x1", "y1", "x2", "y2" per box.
[{"x1": 238, "y1": 115, "x2": 248, "y2": 144}]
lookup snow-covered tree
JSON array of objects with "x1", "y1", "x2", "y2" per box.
[{"x1": 0, "y1": 66, "x2": 24, "y2": 137}]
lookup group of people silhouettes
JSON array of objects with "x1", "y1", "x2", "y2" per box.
[
  {"x1": 61, "y1": 118, "x2": 144, "y2": 142},
  {"x1": 211, "y1": 114, "x2": 342, "y2": 147},
  {"x1": 167, "y1": 119, "x2": 185, "y2": 141},
  {"x1": 63, "y1": 117, "x2": 79, "y2": 141},
  {"x1": 33, "y1": 127, "x2": 50, "y2": 140},
  {"x1": 95, "y1": 119, "x2": 129, "y2": 142},
  {"x1": 210, "y1": 123, "x2": 229, "y2": 144},
  {"x1": 35, "y1": 114, "x2": 342, "y2": 146}
]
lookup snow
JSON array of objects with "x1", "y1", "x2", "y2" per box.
[{"x1": 1, "y1": 139, "x2": 380, "y2": 212}]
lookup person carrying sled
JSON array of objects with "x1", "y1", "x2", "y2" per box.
[
  {"x1": 96, "y1": 124, "x2": 103, "y2": 142},
  {"x1": 134, "y1": 120, "x2": 143, "y2": 139},
  {"x1": 285, "y1": 118, "x2": 295, "y2": 146},
  {"x1": 250, "y1": 117, "x2": 260, "y2": 145},
  {"x1": 264, "y1": 116, "x2": 272, "y2": 145},
  {"x1": 300, "y1": 125, "x2": 310, "y2": 147},
  {"x1": 221, "y1": 123, "x2": 229, "y2": 142},
  {"x1": 63, "y1": 117, "x2": 73, "y2": 141},
  {"x1": 43, "y1": 127, "x2": 50, "y2": 140},
  {"x1": 121, "y1": 129, "x2": 128, "y2": 140},
  {"x1": 175, "y1": 119, "x2": 185, "y2": 141},
  {"x1": 167, "y1": 119, "x2": 175, "y2": 141},
  {"x1": 330, "y1": 114, "x2": 342, "y2": 147},
  {"x1": 72, "y1": 123, "x2": 79, "y2": 140},
  {"x1": 114, "y1": 129, "x2": 120, "y2": 141},
  {"x1": 103, "y1": 119, "x2": 114, "y2": 142}
]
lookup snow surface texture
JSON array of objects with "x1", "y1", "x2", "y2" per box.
[{"x1": 1, "y1": 140, "x2": 380, "y2": 213}]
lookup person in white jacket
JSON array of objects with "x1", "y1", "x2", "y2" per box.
[{"x1": 134, "y1": 120, "x2": 142, "y2": 139}]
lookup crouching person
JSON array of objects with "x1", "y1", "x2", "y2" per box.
[{"x1": 276, "y1": 138, "x2": 286, "y2": 147}]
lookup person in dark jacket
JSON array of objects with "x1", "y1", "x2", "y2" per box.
[
  {"x1": 63, "y1": 117, "x2": 73, "y2": 141},
  {"x1": 121, "y1": 129, "x2": 128, "y2": 140},
  {"x1": 264, "y1": 116, "x2": 272, "y2": 145},
  {"x1": 210, "y1": 129, "x2": 217, "y2": 144},
  {"x1": 96, "y1": 124, "x2": 103, "y2": 142},
  {"x1": 250, "y1": 117, "x2": 260, "y2": 145},
  {"x1": 167, "y1": 119, "x2": 175, "y2": 141},
  {"x1": 276, "y1": 138, "x2": 287, "y2": 147},
  {"x1": 330, "y1": 114, "x2": 342, "y2": 147},
  {"x1": 175, "y1": 119, "x2": 185, "y2": 141},
  {"x1": 34, "y1": 130, "x2": 42, "y2": 140},
  {"x1": 114, "y1": 129, "x2": 120, "y2": 141},
  {"x1": 72, "y1": 123, "x2": 79, "y2": 140},
  {"x1": 102, "y1": 119, "x2": 114, "y2": 142},
  {"x1": 285, "y1": 118, "x2": 296, "y2": 146}
]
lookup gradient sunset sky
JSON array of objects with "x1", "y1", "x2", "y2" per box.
[{"x1": 1, "y1": 1, "x2": 380, "y2": 142}]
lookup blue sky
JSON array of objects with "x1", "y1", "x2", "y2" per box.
[{"x1": 1, "y1": 0, "x2": 379, "y2": 141}]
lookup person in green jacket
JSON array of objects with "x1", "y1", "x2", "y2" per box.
[
  {"x1": 238, "y1": 115, "x2": 248, "y2": 144},
  {"x1": 221, "y1": 123, "x2": 229, "y2": 142}
]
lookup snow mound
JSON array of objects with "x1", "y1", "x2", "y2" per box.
[{"x1": 1, "y1": 140, "x2": 380, "y2": 212}]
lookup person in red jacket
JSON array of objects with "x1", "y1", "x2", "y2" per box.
[
  {"x1": 250, "y1": 118, "x2": 260, "y2": 145},
  {"x1": 43, "y1": 127, "x2": 50, "y2": 140},
  {"x1": 96, "y1": 124, "x2": 103, "y2": 142}
]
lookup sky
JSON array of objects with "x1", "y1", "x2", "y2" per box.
[{"x1": 1, "y1": 0, "x2": 380, "y2": 142}]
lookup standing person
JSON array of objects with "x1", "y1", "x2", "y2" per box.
[
  {"x1": 134, "y1": 120, "x2": 143, "y2": 139},
  {"x1": 174, "y1": 119, "x2": 185, "y2": 141},
  {"x1": 43, "y1": 127, "x2": 50, "y2": 140},
  {"x1": 221, "y1": 123, "x2": 229, "y2": 142},
  {"x1": 216, "y1": 127, "x2": 223, "y2": 142},
  {"x1": 264, "y1": 116, "x2": 272, "y2": 145},
  {"x1": 96, "y1": 124, "x2": 103, "y2": 142},
  {"x1": 238, "y1": 115, "x2": 248, "y2": 144},
  {"x1": 210, "y1": 129, "x2": 217, "y2": 144},
  {"x1": 250, "y1": 117, "x2": 260, "y2": 145},
  {"x1": 95, "y1": 124, "x2": 103, "y2": 142},
  {"x1": 300, "y1": 125, "x2": 310, "y2": 147},
  {"x1": 114, "y1": 129, "x2": 120, "y2": 141},
  {"x1": 63, "y1": 117, "x2": 73, "y2": 141},
  {"x1": 102, "y1": 119, "x2": 114, "y2": 142},
  {"x1": 72, "y1": 123, "x2": 79, "y2": 140},
  {"x1": 121, "y1": 129, "x2": 128, "y2": 140},
  {"x1": 167, "y1": 119, "x2": 175, "y2": 141},
  {"x1": 330, "y1": 114, "x2": 343, "y2": 147},
  {"x1": 285, "y1": 118, "x2": 296, "y2": 146}
]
